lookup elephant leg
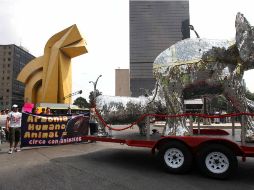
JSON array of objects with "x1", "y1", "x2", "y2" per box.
[
  {"x1": 223, "y1": 84, "x2": 254, "y2": 142},
  {"x1": 163, "y1": 84, "x2": 191, "y2": 136}
]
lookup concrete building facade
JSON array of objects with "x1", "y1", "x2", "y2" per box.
[
  {"x1": 115, "y1": 69, "x2": 131, "y2": 96},
  {"x1": 0, "y1": 44, "x2": 35, "y2": 109},
  {"x1": 130, "y1": 0, "x2": 190, "y2": 97}
]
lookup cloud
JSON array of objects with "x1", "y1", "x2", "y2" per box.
[
  {"x1": 0, "y1": 0, "x2": 20, "y2": 44},
  {"x1": 0, "y1": 0, "x2": 130, "y2": 100},
  {"x1": 1, "y1": 0, "x2": 253, "y2": 102}
]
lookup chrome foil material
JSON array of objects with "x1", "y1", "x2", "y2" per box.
[
  {"x1": 154, "y1": 38, "x2": 234, "y2": 73},
  {"x1": 96, "y1": 95, "x2": 148, "y2": 124},
  {"x1": 246, "y1": 98, "x2": 254, "y2": 110},
  {"x1": 96, "y1": 12, "x2": 254, "y2": 140},
  {"x1": 96, "y1": 94, "x2": 167, "y2": 123},
  {"x1": 236, "y1": 12, "x2": 254, "y2": 64},
  {"x1": 152, "y1": 12, "x2": 254, "y2": 140}
]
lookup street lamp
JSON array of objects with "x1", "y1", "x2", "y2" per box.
[
  {"x1": 63, "y1": 90, "x2": 83, "y2": 101},
  {"x1": 189, "y1": 25, "x2": 200, "y2": 38},
  {"x1": 89, "y1": 74, "x2": 102, "y2": 107},
  {"x1": 89, "y1": 74, "x2": 107, "y2": 137},
  {"x1": 63, "y1": 90, "x2": 83, "y2": 114}
]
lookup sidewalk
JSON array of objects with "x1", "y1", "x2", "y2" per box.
[{"x1": 0, "y1": 141, "x2": 9, "y2": 153}]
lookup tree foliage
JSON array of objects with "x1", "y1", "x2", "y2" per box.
[
  {"x1": 246, "y1": 89, "x2": 254, "y2": 101},
  {"x1": 73, "y1": 97, "x2": 90, "y2": 108},
  {"x1": 210, "y1": 96, "x2": 228, "y2": 112},
  {"x1": 89, "y1": 90, "x2": 102, "y2": 106}
]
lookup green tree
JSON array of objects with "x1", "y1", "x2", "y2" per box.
[
  {"x1": 89, "y1": 90, "x2": 102, "y2": 106},
  {"x1": 210, "y1": 95, "x2": 227, "y2": 112},
  {"x1": 73, "y1": 97, "x2": 90, "y2": 108},
  {"x1": 246, "y1": 89, "x2": 254, "y2": 101}
]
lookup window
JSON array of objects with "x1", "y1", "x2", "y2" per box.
[
  {"x1": 6, "y1": 89, "x2": 9, "y2": 92},
  {"x1": 8, "y1": 58, "x2": 11, "y2": 61}
]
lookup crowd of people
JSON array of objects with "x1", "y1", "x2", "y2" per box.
[
  {"x1": 0, "y1": 105, "x2": 59, "y2": 154},
  {"x1": 0, "y1": 105, "x2": 99, "y2": 154},
  {"x1": 31, "y1": 107, "x2": 52, "y2": 115}
]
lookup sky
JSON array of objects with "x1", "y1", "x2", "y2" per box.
[{"x1": 0, "y1": 0, "x2": 254, "y2": 101}]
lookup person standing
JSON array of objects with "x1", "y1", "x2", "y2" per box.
[
  {"x1": 32, "y1": 107, "x2": 39, "y2": 114},
  {"x1": 0, "y1": 110, "x2": 7, "y2": 143},
  {"x1": 6, "y1": 104, "x2": 22, "y2": 154},
  {"x1": 67, "y1": 107, "x2": 72, "y2": 115},
  {"x1": 5, "y1": 109, "x2": 10, "y2": 141},
  {"x1": 46, "y1": 107, "x2": 52, "y2": 115},
  {"x1": 89, "y1": 108, "x2": 98, "y2": 142},
  {"x1": 40, "y1": 108, "x2": 46, "y2": 115}
]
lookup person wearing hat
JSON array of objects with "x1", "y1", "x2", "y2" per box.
[{"x1": 6, "y1": 104, "x2": 22, "y2": 154}]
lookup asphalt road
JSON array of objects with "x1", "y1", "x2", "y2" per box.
[{"x1": 1, "y1": 142, "x2": 254, "y2": 190}]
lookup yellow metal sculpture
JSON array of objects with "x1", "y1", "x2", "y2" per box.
[{"x1": 17, "y1": 24, "x2": 87, "y2": 104}]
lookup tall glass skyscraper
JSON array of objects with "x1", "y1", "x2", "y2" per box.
[{"x1": 130, "y1": 0, "x2": 190, "y2": 96}]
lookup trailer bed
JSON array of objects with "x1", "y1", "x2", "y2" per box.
[{"x1": 82, "y1": 127, "x2": 254, "y2": 157}]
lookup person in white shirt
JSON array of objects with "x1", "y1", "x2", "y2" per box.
[
  {"x1": 89, "y1": 108, "x2": 98, "y2": 142},
  {"x1": 6, "y1": 104, "x2": 22, "y2": 154}
]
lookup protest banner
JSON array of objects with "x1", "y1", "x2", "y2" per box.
[{"x1": 21, "y1": 112, "x2": 89, "y2": 147}]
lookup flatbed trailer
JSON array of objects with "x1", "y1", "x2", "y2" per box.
[{"x1": 82, "y1": 112, "x2": 254, "y2": 179}]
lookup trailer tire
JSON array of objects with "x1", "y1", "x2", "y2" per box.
[
  {"x1": 197, "y1": 144, "x2": 238, "y2": 179},
  {"x1": 158, "y1": 141, "x2": 193, "y2": 174}
]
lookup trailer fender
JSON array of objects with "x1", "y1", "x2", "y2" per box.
[
  {"x1": 152, "y1": 137, "x2": 244, "y2": 156},
  {"x1": 195, "y1": 140, "x2": 244, "y2": 156},
  {"x1": 151, "y1": 137, "x2": 192, "y2": 155}
]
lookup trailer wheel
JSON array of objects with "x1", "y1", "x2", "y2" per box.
[
  {"x1": 197, "y1": 144, "x2": 238, "y2": 179},
  {"x1": 158, "y1": 141, "x2": 192, "y2": 174}
]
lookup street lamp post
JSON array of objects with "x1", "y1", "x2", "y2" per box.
[
  {"x1": 89, "y1": 74, "x2": 108, "y2": 137},
  {"x1": 189, "y1": 25, "x2": 200, "y2": 38},
  {"x1": 89, "y1": 74, "x2": 102, "y2": 107},
  {"x1": 63, "y1": 90, "x2": 83, "y2": 114}
]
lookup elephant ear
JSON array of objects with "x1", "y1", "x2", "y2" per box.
[{"x1": 235, "y1": 12, "x2": 254, "y2": 63}]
